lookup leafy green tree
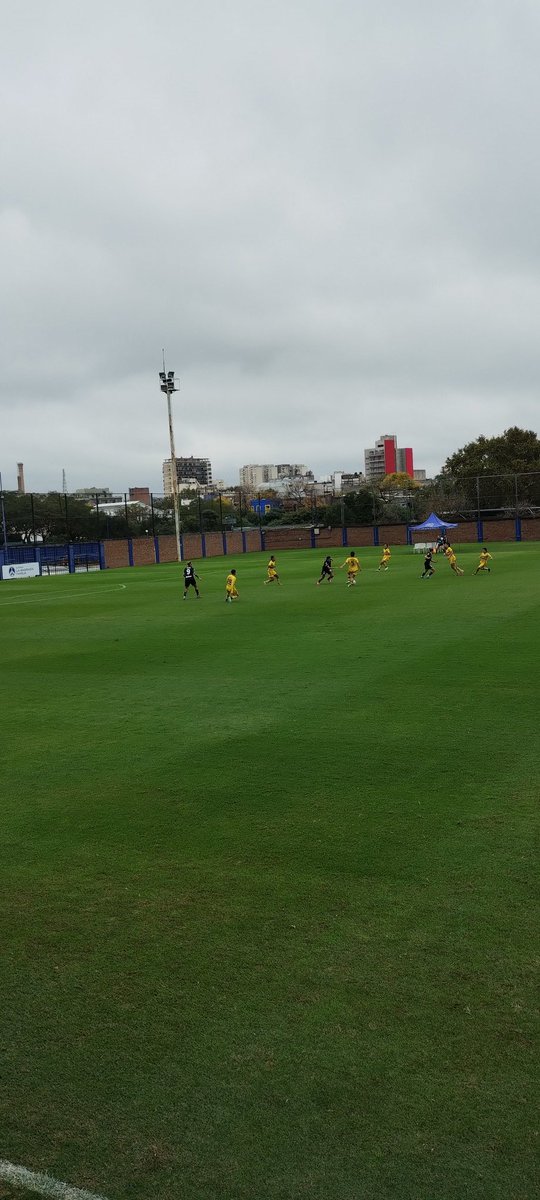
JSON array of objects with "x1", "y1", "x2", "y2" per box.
[{"x1": 441, "y1": 427, "x2": 540, "y2": 509}]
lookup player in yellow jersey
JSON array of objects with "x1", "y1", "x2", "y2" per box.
[
  {"x1": 340, "y1": 552, "x2": 360, "y2": 586},
  {"x1": 225, "y1": 569, "x2": 239, "y2": 602},
  {"x1": 445, "y1": 545, "x2": 464, "y2": 576},
  {"x1": 378, "y1": 543, "x2": 391, "y2": 571},
  {"x1": 264, "y1": 555, "x2": 281, "y2": 585},
  {"x1": 474, "y1": 547, "x2": 492, "y2": 575}
]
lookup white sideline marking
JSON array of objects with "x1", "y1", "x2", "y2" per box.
[
  {"x1": 0, "y1": 1160, "x2": 109, "y2": 1200},
  {"x1": 0, "y1": 585, "x2": 126, "y2": 608}
]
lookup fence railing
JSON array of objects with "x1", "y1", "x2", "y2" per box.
[
  {"x1": 1, "y1": 474, "x2": 540, "y2": 551},
  {"x1": 1, "y1": 514, "x2": 538, "y2": 576}
]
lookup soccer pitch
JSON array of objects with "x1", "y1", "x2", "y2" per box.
[{"x1": 0, "y1": 545, "x2": 538, "y2": 1200}]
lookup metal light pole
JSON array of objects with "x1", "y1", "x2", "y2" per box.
[
  {"x1": 159, "y1": 364, "x2": 182, "y2": 564},
  {"x1": 0, "y1": 471, "x2": 8, "y2": 563}
]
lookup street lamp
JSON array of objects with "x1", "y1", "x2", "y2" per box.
[
  {"x1": 159, "y1": 365, "x2": 182, "y2": 564},
  {"x1": 0, "y1": 471, "x2": 8, "y2": 563}
]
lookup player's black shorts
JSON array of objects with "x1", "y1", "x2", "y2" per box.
[{"x1": 184, "y1": 577, "x2": 197, "y2": 588}]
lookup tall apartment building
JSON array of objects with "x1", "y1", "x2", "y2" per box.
[
  {"x1": 239, "y1": 463, "x2": 311, "y2": 489},
  {"x1": 163, "y1": 456, "x2": 213, "y2": 494},
  {"x1": 239, "y1": 464, "x2": 277, "y2": 490},
  {"x1": 364, "y1": 435, "x2": 414, "y2": 482},
  {"x1": 275, "y1": 463, "x2": 308, "y2": 479}
]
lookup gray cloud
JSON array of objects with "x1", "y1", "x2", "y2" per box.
[{"x1": 2, "y1": 0, "x2": 540, "y2": 491}]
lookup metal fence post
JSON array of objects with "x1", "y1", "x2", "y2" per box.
[{"x1": 30, "y1": 493, "x2": 37, "y2": 547}]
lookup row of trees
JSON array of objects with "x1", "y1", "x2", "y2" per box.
[{"x1": 2, "y1": 428, "x2": 539, "y2": 545}]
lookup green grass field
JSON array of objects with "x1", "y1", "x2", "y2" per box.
[{"x1": 0, "y1": 544, "x2": 538, "y2": 1200}]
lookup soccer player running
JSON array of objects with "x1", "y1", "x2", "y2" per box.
[
  {"x1": 225, "y1": 568, "x2": 239, "y2": 602},
  {"x1": 445, "y1": 545, "x2": 464, "y2": 576},
  {"x1": 421, "y1": 549, "x2": 435, "y2": 578},
  {"x1": 474, "y1": 547, "x2": 493, "y2": 575},
  {"x1": 264, "y1": 555, "x2": 281, "y2": 585},
  {"x1": 316, "y1": 555, "x2": 334, "y2": 585},
  {"x1": 340, "y1": 551, "x2": 360, "y2": 586},
  {"x1": 183, "y1": 562, "x2": 200, "y2": 599},
  {"x1": 378, "y1": 543, "x2": 391, "y2": 571}
]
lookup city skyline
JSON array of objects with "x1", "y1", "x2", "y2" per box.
[{"x1": 5, "y1": 438, "x2": 427, "y2": 497}]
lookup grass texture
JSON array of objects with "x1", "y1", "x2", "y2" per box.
[{"x1": 0, "y1": 545, "x2": 538, "y2": 1200}]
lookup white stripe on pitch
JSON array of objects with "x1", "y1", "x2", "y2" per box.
[
  {"x1": 0, "y1": 1160, "x2": 109, "y2": 1200},
  {"x1": 0, "y1": 584, "x2": 126, "y2": 607}
]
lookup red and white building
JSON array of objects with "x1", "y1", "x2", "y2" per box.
[{"x1": 364, "y1": 434, "x2": 414, "y2": 482}]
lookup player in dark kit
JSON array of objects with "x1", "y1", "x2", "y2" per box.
[
  {"x1": 183, "y1": 562, "x2": 200, "y2": 599},
  {"x1": 421, "y1": 550, "x2": 435, "y2": 578},
  {"x1": 316, "y1": 555, "x2": 334, "y2": 585}
]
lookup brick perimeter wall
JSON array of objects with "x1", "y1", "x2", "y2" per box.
[
  {"x1": 158, "y1": 535, "x2": 177, "y2": 563},
  {"x1": 452, "y1": 521, "x2": 479, "y2": 542},
  {"x1": 132, "y1": 536, "x2": 156, "y2": 566},
  {"x1": 204, "y1": 532, "x2": 225, "y2": 557},
  {"x1": 183, "y1": 534, "x2": 204, "y2": 560},
  {"x1": 378, "y1": 523, "x2": 408, "y2": 545},
  {"x1": 316, "y1": 527, "x2": 342, "y2": 547},
  {"x1": 345, "y1": 526, "x2": 375, "y2": 546},
  {"x1": 482, "y1": 519, "x2": 516, "y2": 542},
  {"x1": 264, "y1": 528, "x2": 312, "y2": 550},
  {"x1": 103, "y1": 539, "x2": 130, "y2": 568},
  {"x1": 520, "y1": 518, "x2": 540, "y2": 540},
  {"x1": 103, "y1": 516, "x2": 538, "y2": 569},
  {"x1": 244, "y1": 529, "x2": 263, "y2": 552},
  {"x1": 225, "y1": 531, "x2": 244, "y2": 554}
]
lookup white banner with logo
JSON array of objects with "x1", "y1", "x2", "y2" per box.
[{"x1": 2, "y1": 562, "x2": 41, "y2": 580}]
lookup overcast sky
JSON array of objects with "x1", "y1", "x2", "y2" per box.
[{"x1": 2, "y1": 0, "x2": 539, "y2": 492}]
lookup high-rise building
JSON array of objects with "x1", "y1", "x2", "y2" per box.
[
  {"x1": 239, "y1": 465, "x2": 277, "y2": 490},
  {"x1": 163, "y1": 457, "x2": 213, "y2": 494},
  {"x1": 275, "y1": 464, "x2": 308, "y2": 479},
  {"x1": 239, "y1": 464, "x2": 311, "y2": 489},
  {"x1": 364, "y1": 435, "x2": 414, "y2": 482}
]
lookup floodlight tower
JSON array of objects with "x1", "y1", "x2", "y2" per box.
[{"x1": 159, "y1": 363, "x2": 182, "y2": 563}]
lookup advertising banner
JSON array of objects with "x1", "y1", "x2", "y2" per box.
[{"x1": 1, "y1": 562, "x2": 40, "y2": 580}]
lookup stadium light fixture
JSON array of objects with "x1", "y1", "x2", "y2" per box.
[{"x1": 159, "y1": 359, "x2": 181, "y2": 564}]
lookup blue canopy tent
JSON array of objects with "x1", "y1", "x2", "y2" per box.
[
  {"x1": 410, "y1": 512, "x2": 457, "y2": 532},
  {"x1": 409, "y1": 512, "x2": 458, "y2": 552}
]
